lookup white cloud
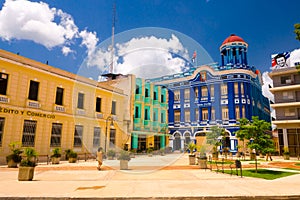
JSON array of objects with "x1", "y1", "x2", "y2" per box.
[
  {"x1": 0, "y1": 0, "x2": 98, "y2": 56},
  {"x1": 79, "y1": 30, "x2": 99, "y2": 56},
  {"x1": 87, "y1": 34, "x2": 190, "y2": 79},
  {"x1": 61, "y1": 46, "x2": 73, "y2": 56},
  {"x1": 262, "y1": 72, "x2": 274, "y2": 102},
  {"x1": 262, "y1": 71, "x2": 276, "y2": 119},
  {"x1": 290, "y1": 48, "x2": 300, "y2": 67}
]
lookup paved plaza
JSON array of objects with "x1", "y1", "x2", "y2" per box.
[{"x1": 1, "y1": 153, "x2": 300, "y2": 199}]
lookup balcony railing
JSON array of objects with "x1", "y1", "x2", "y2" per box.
[
  {"x1": 27, "y1": 100, "x2": 40, "y2": 108},
  {"x1": 0, "y1": 95, "x2": 9, "y2": 103},
  {"x1": 54, "y1": 105, "x2": 65, "y2": 112},
  {"x1": 96, "y1": 113, "x2": 103, "y2": 119}
]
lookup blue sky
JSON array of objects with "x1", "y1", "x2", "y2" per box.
[{"x1": 0, "y1": 0, "x2": 300, "y2": 78}]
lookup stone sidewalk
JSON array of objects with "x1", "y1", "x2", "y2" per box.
[{"x1": 0, "y1": 153, "x2": 300, "y2": 199}]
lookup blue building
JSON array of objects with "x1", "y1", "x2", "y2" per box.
[{"x1": 150, "y1": 34, "x2": 271, "y2": 153}]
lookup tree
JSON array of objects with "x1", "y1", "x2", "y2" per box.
[
  {"x1": 206, "y1": 126, "x2": 226, "y2": 159},
  {"x1": 294, "y1": 23, "x2": 300, "y2": 41},
  {"x1": 235, "y1": 118, "x2": 250, "y2": 160},
  {"x1": 236, "y1": 116, "x2": 275, "y2": 172}
]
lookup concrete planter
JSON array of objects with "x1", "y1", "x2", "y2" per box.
[
  {"x1": 68, "y1": 157, "x2": 77, "y2": 163},
  {"x1": 120, "y1": 160, "x2": 129, "y2": 170},
  {"x1": 7, "y1": 160, "x2": 18, "y2": 168},
  {"x1": 51, "y1": 157, "x2": 61, "y2": 164},
  {"x1": 198, "y1": 159, "x2": 207, "y2": 169},
  {"x1": 283, "y1": 154, "x2": 290, "y2": 160},
  {"x1": 18, "y1": 166, "x2": 35, "y2": 181},
  {"x1": 250, "y1": 153, "x2": 256, "y2": 160},
  {"x1": 189, "y1": 155, "x2": 196, "y2": 165}
]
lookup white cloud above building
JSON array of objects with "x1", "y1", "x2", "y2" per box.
[
  {"x1": 0, "y1": 0, "x2": 98, "y2": 56},
  {"x1": 86, "y1": 34, "x2": 190, "y2": 79}
]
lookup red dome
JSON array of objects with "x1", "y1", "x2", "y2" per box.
[{"x1": 222, "y1": 34, "x2": 245, "y2": 45}]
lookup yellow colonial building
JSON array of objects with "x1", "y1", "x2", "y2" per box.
[{"x1": 0, "y1": 49, "x2": 129, "y2": 164}]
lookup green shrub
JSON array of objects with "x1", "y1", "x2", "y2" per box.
[
  {"x1": 118, "y1": 150, "x2": 131, "y2": 161},
  {"x1": 6, "y1": 142, "x2": 23, "y2": 163},
  {"x1": 51, "y1": 148, "x2": 61, "y2": 158},
  {"x1": 20, "y1": 147, "x2": 37, "y2": 167}
]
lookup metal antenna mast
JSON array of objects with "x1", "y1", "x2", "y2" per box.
[{"x1": 109, "y1": 3, "x2": 116, "y2": 73}]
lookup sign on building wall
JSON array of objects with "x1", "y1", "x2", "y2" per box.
[
  {"x1": 271, "y1": 49, "x2": 300, "y2": 70},
  {"x1": 271, "y1": 52, "x2": 290, "y2": 70}
]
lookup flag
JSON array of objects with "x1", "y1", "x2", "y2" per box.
[{"x1": 192, "y1": 51, "x2": 196, "y2": 63}]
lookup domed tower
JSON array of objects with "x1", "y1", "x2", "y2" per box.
[{"x1": 220, "y1": 34, "x2": 248, "y2": 68}]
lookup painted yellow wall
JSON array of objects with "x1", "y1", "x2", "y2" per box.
[{"x1": 0, "y1": 50, "x2": 127, "y2": 164}]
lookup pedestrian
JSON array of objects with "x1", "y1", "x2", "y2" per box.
[{"x1": 97, "y1": 147, "x2": 103, "y2": 170}]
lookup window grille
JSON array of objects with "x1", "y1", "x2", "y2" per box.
[
  {"x1": 22, "y1": 120, "x2": 37, "y2": 147},
  {"x1": 195, "y1": 108, "x2": 199, "y2": 121},
  {"x1": 211, "y1": 108, "x2": 215, "y2": 120},
  {"x1": 161, "y1": 94, "x2": 165, "y2": 103},
  {"x1": 221, "y1": 83, "x2": 228, "y2": 95},
  {"x1": 184, "y1": 89, "x2": 190, "y2": 100},
  {"x1": 174, "y1": 110, "x2": 180, "y2": 123},
  {"x1": 222, "y1": 106, "x2": 229, "y2": 120},
  {"x1": 174, "y1": 90, "x2": 180, "y2": 101},
  {"x1": 184, "y1": 109, "x2": 190, "y2": 122},
  {"x1": 210, "y1": 85, "x2": 214, "y2": 98},
  {"x1": 0, "y1": 73, "x2": 8, "y2": 95},
  {"x1": 77, "y1": 93, "x2": 84, "y2": 109},
  {"x1": 109, "y1": 129, "x2": 116, "y2": 148},
  {"x1": 202, "y1": 108, "x2": 208, "y2": 120},
  {"x1": 135, "y1": 106, "x2": 140, "y2": 118},
  {"x1": 74, "y1": 125, "x2": 83, "y2": 147},
  {"x1": 235, "y1": 106, "x2": 240, "y2": 120},
  {"x1": 145, "y1": 88, "x2": 149, "y2": 97},
  {"x1": 96, "y1": 97, "x2": 102, "y2": 112},
  {"x1": 144, "y1": 108, "x2": 150, "y2": 120},
  {"x1": 50, "y1": 123, "x2": 62, "y2": 147},
  {"x1": 93, "y1": 127, "x2": 101, "y2": 147},
  {"x1": 153, "y1": 111, "x2": 158, "y2": 121},
  {"x1": 201, "y1": 86, "x2": 208, "y2": 97},
  {"x1": 55, "y1": 87, "x2": 64, "y2": 105},
  {"x1": 0, "y1": 117, "x2": 4, "y2": 146},
  {"x1": 161, "y1": 112, "x2": 165, "y2": 123},
  {"x1": 154, "y1": 91, "x2": 158, "y2": 100},
  {"x1": 111, "y1": 101, "x2": 116, "y2": 115},
  {"x1": 28, "y1": 80, "x2": 39, "y2": 101}
]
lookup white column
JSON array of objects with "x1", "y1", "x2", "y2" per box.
[
  {"x1": 283, "y1": 128, "x2": 289, "y2": 148},
  {"x1": 169, "y1": 139, "x2": 173, "y2": 148},
  {"x1": 181, "y1": 137, "x2": 185, "y2": 150}
]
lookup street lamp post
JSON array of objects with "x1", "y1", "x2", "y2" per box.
[{"x1": 105, "y1": 116, "x2": 114, "y2": 153}]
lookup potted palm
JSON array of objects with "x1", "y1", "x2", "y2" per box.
[
  {"x1": 198, "y1": 152, "x2": 208, "y2": 169},
  {"x1": 107, "y1": 149, "x2": 116, "y2": 160},
  {"x1": 18, "y1": 147, "x2": 37, "y2": 181},
  {"x1": 147, "y1": 147, "x2": 153, "y2": 157},
  {"x1": 283, "y1": 147, "x2": 290, "y2": 160},
  {"x1": 50, "y1": 148, "x2": 61, "y2": 164},
  {"x1": 118, "y1": 150, "x2": 131, "y2": 170},
  {"x1": 68, "y1": 149, "x2": 78, "y2": 163},
  {"x1": 187, "y1": 142, "x2": 197, "y2": 165},
  {"x1": 197, "y1": 145, "x2": 208, "y2": 169},
  {"x1": 6, "y1": 142, "x2": 22, "y2": 168}
]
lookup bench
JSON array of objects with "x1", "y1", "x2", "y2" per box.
[
  {"x1": 36, "y1": 155, "x2": 51, "y2": 165},
  {"x1": 215, "y1": 158, "x2": 224, "y2": 173},
  {"x1": 230, "y1": 159, "x2": 242, "y2": 177},
  {"x1": 77, "y1": 153, "x2": 96, "y2": 161}
]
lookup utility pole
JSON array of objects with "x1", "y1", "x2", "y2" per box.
[{"x1": 109, "y1": 3, "x2": 116, "y2": 74}]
